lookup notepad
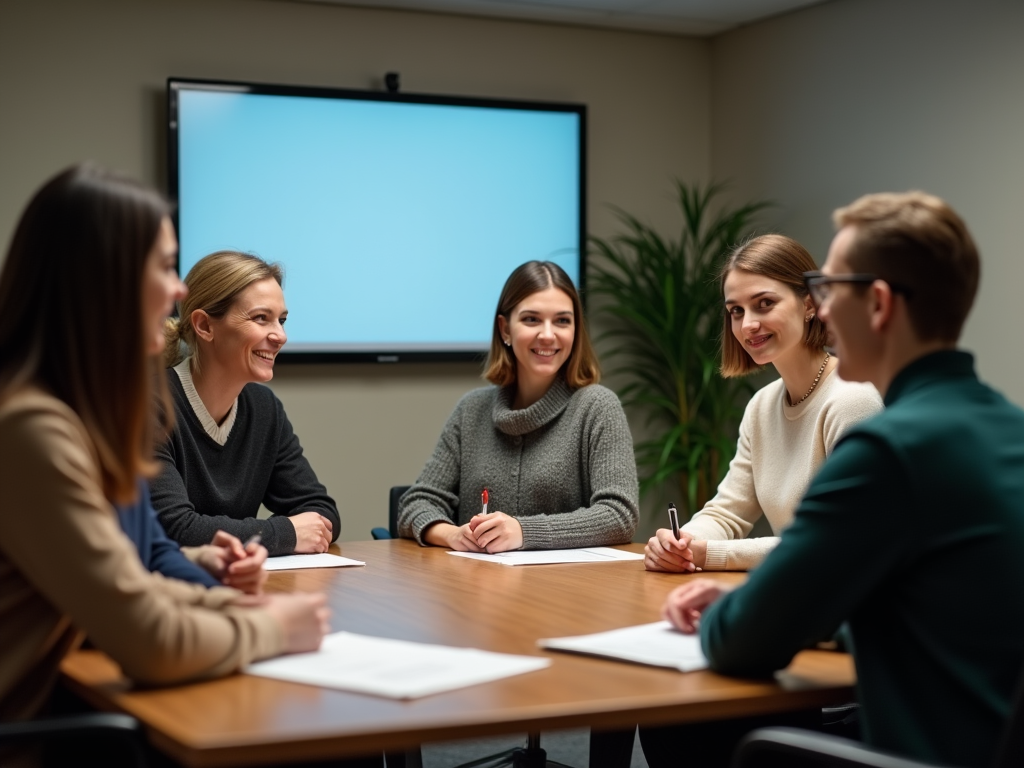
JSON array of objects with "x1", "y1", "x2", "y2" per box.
[
  {"x1": 447, "y1": 547, "x2": 644, "y2": 566},
  {"x1": 263, "y1": 553, "x2": 365, "y2": 571},
  {"x1": 539, "y1": 621, "x2": 708, "y2": 672},
  {"x1": 245, "y1": 631, "x2": 551, "y2": 698}
]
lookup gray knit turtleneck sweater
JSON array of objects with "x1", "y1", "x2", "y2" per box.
[{"x1": 398, "y1": 378, "x2": 639, "y2": 550}]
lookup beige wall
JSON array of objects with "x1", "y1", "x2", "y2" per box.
[
  {"x1": 711, "y1": 0, "x2": 1024, "y2": 406},
  {"x1": 0, "y1": 0, "x2": 711, "y2": 540}
]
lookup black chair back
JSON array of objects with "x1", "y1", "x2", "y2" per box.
[{"x1": 993, "y1": 664, "x2": 1024, "y2": 768}]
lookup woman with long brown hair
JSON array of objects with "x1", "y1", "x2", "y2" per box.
[
  {"x1": 397, "y1": 260, "x2": 639, "y2": 552},
  {"x1": 0, "y1": 165, "x2": 328, "y2": 744}
]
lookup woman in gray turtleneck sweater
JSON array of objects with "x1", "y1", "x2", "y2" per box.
[{"x1": 398, "y1": 261, "x2": 639, "y2": 552}]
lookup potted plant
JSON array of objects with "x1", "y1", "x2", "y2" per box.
[{"x1": 589, "y1": 181, "x2": 770, "y2": 519}]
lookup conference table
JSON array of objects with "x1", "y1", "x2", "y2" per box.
[{"x1": 59, "y1": 540, "x2": 855, "y2": 767}]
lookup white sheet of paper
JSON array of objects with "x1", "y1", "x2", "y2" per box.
[
  {"x1": 539, "y1": 621, "x2": 708, "y2": 672},
  {"x1": 246, "y1": 631, "x2": 551, "y2": 699},
  {"x1": 447, "y1": 547, "x2": 644, "y2": 566},
  {"x1": 263, "y1": 553, "x2": 366, "y2": 571}
]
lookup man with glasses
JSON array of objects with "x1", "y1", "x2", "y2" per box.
[{"x1": 661, "y1": 192, "x2": 1024, "y2": 767}]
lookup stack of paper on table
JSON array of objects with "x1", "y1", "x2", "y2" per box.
[
  {"x1": 448, "y1": 547, "x2": 644, "y2": 566},
  {"x1": 539, "y1": 621, "x2": 709, "y2": 672},
  {"x1": 246, "y1": 631, "x2": 551, "y2": 698},
  {"x1": 264, "y1": 553, "x2": 365, "y2": 571}
]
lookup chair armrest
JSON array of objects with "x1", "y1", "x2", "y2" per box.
[
  {"x1": 371, "y1": 527, "x2": 392, "y2": 540},
  {"x1": 732, "y1": 727, "x2": 939, "y2": 768},
  {"x1": 0, "y1": 713, "x2": 148, "y2": 767}
]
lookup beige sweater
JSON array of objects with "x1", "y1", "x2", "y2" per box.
[
  {"x1": 683, "y1": 368, "x2": 882, "y2": 570},
  {"x1": 0, "y1": 388, "x2": 284, "y2": 723}
]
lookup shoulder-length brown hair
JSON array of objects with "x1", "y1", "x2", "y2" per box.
[
  {"x1": 719, "y1": 234, "x2": 828, "y2": 378},
  {"x1": 164, "y1": 250, "x2": 283, "y2": 375},
  {"x1": 483, "y1": 261, "x2": 600, "y2": 389},
  {"x1": 0, "y1": 164, "x2": 173, "y2": 504}
]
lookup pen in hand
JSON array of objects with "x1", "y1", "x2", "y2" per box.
[
  {"x1": 481, "y1": 488, "x2": 489, "y2": 516},
  {"x1": 667, "y1": 503, "x2": 680, "y2": 541}
]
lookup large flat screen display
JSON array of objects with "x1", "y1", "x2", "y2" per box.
[{"x1": 168, "y1": 78, "x2": 586, "y2": 362}]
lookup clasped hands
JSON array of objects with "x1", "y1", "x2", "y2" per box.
[
  {"x1": 206, "y1": 530, "x2": 331, "y2": 654},
  {"x1": 193, "y1": 530, "x2": 269, "y2": 594},
  {"x1": 425, "y1": 512, "x2": 523, "y2": 553}
]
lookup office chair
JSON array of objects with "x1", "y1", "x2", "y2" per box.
[
  {"x1": 371, "y1": 485, "x2": 411, "y2": 540},
  {"x1": 733, "y1": 664, "x2": 1024, "y2": 768},
  {"x1": 0, "y1": 713, "x2": 149, "y2": 767}
]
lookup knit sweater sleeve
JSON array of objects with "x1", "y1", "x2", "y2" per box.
[
  {"x1": 262, "y1": 392, "x2": 340, "y2": 543},
  {"x1": 516, "y1": 387, "x2": 639, "y2": 550},
  {"x1": 398, "y1": 398, "x2": 465, "y2": 545},
  {"x1": 822, "y1": 381, "x2": 884, "y2": 455},
  {"x1": 150, "y1": 435, "x2": 296, "y2": 552},
  {"x1": 0, "y1": 394, "x2": 284, "y2": 689},
  {"x1": 682, "y1": 396, "x2": 770, "y2": 570}
]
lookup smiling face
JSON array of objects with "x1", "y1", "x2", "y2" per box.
[
  {"x1": 498, "y1": 286, "x2": 575, "y2": 395},
  {"x1": 199, "y1": 277, "x2": 288, "y2": 384},
  {"x1": 142, "y1": 217, "x2": 187, "y2": 356},
  {"x1": 723, "y1": 268, "x2": 813, "y2": 369}
]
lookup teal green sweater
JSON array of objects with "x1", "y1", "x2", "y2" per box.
[{"x1": 701, "y1": 351, "x2": 1024, "y2": 767}]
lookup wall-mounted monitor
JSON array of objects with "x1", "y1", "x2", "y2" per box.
[{"x1": 168, "y1": 78, "x2": 586, "y2": 363}]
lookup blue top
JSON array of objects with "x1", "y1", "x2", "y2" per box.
[{"x1": 117, "y1": 480, "x2": 220, "y2": 589}]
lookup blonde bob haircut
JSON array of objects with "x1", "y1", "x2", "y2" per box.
[
  {"x1": 719, "y1": 234, "x2": 828, "y2": 378},
  {"x1": 164, "y1": 250, "x2": 283, "y2": 374},
  {"x1": 483, "y1": 261, "x2": 600, "y2": 389}
]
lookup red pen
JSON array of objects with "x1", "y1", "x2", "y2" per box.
[{"x1": 481, "y1": 488, "x2": 489, "y2": 515}]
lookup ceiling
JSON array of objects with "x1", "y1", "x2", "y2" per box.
[{"x1": 294, "y1": 0, "x2": 830, "y2": 36}]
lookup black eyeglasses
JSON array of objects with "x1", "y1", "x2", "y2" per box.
[{"x1": 802, "y1": 271, "x2": 912, "y2": 308}]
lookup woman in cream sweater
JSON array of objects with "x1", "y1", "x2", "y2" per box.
[{"x1": 644, "y1": 234, "x2": 882, "y2": 572}]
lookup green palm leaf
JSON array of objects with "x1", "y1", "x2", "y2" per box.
[{"x1": 589, "y1": 181, "x2": 771, "y2": 519}]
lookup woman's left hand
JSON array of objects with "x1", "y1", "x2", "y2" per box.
[
  {"x1": 469, "y1": 512, "x2": 523, "y2": 553},
  {"x1": 197, "y1": 531, "x2": 269, "y2": 594},
  {"x1": 662, "y1": 578, "x2": 734, "y2": 634}
]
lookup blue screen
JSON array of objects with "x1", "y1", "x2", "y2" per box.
[{"x1": 175, "y1": 87, "x2": 582, "y2": 353}]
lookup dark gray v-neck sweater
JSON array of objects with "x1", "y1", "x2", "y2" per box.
[
  {"x1": 398, "y1": 379, "x2": 639, "y2": 549},
  {"x1": 150, "y1": 372, "x2": 339, "y2": 556}
]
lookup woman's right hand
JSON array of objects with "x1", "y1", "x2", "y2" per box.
[
  {"x1": 290, "y1": 511, "x2": 333, "y2": 554},
  {"x1": 261, "y1": 592, "x2": 331, "y2": 653},
  {"x1": 644, "y1": 528, "x2": 699, "y2": 572},
  {"x1": 423, "y1": 522, "x2": 484, "y2": 552}
]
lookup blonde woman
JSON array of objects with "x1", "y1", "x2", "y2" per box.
[{"x1": 152, "y1": 251, "x2": 339, "y2": 556}]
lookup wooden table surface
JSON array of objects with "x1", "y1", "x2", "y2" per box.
[{"x1": 60, "y1": 540, "x2": 855, "y2": 767}]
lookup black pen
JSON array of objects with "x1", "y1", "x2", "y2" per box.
[{"x1": 667, "y1": 503, "x2": 680, "y2": 541}]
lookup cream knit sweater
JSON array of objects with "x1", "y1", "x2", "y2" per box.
[{"x1": 683, "y1": 367, "x2": 882, "y2": 570}]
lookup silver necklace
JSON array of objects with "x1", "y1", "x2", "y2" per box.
[{"x1": 789, "y1": 353, "x2": 830, "y2": 406}]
